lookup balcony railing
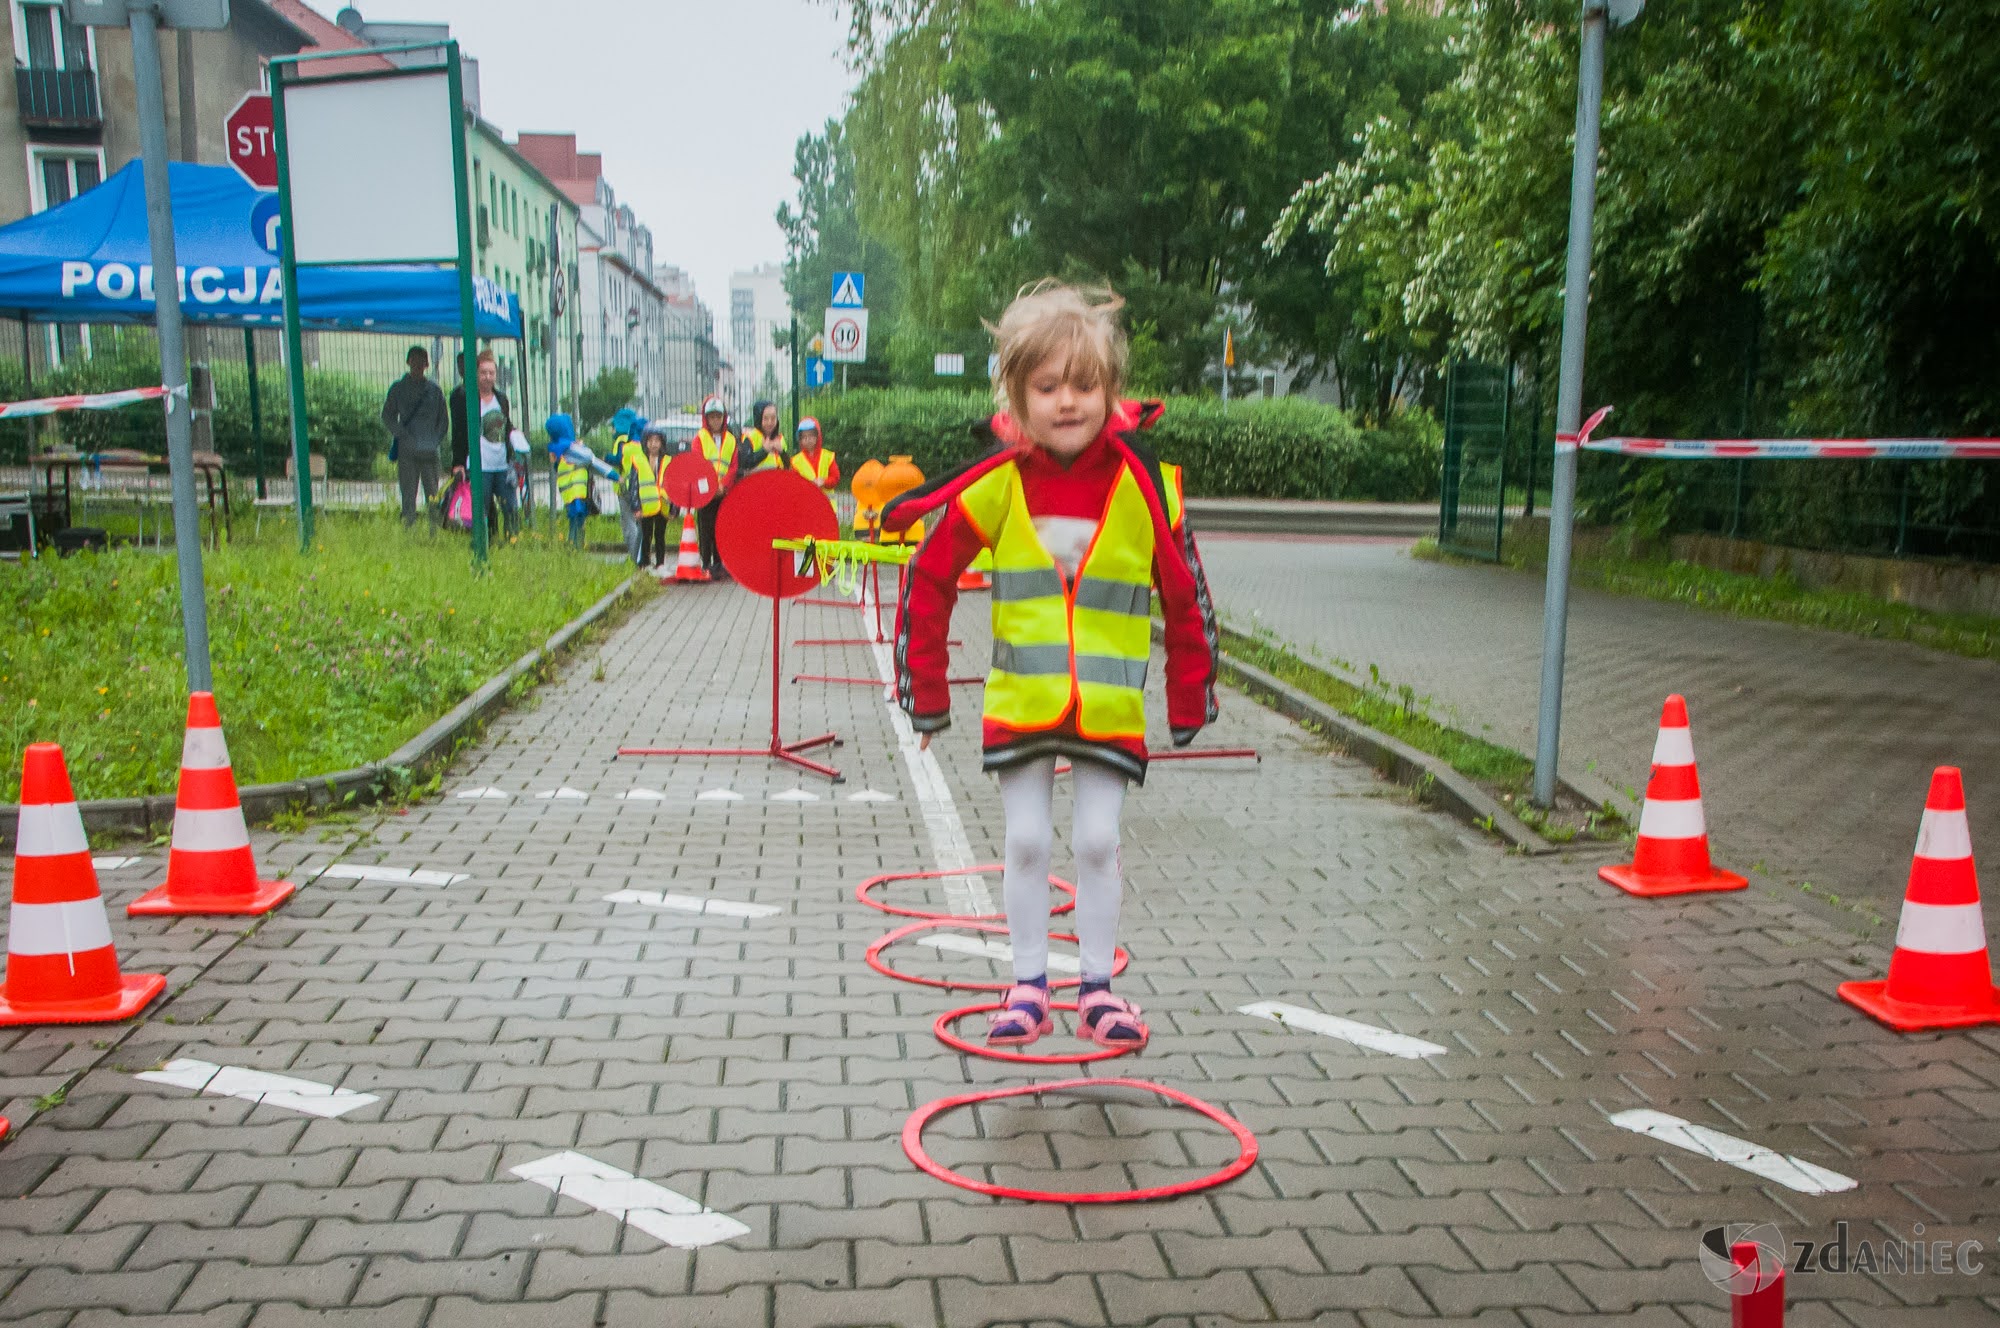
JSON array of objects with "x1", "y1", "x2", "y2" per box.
[{"x1": 16, "y1": 66, "x2": 101, "y2": 129}]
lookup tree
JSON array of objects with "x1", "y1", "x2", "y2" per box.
[{"x1": 575, "y1": 367, "x2": 636, "y2": 437}]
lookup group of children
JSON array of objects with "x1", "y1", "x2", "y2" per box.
[{"x1": 542, "y1": 397, "x2": 843, "y2": 572}]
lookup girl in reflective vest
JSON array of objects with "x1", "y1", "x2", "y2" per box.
[
  {"x1": 693, "y1": 395, "x2": 737, "y2": 578},
  {"x1": 618, "y1": 425, "x2": 665, "y2": 568},
  {"x1": 884, "y1": 281, "x2": 1219, "y2": 1050},
  {"x1": 790, "y1": 417, "x2": 840, "y2": 490},
  {"x1": 739, "y1": 400, "x2": 789, "y2": 474}
]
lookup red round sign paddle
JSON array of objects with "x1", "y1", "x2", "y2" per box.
[
  {"x1": 662, "y1": 449, "x2": 721, "y2": 510},
  {"x1": 715, "y1": 469, "x2": 839, "y2": 599}
]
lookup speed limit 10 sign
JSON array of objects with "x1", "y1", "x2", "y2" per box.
[{"x1": 823, "y1": 306, "x2": 869, "y2": 363}]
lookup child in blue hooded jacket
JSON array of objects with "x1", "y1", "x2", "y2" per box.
[{"x1": 545, "y1": 413, "x2": 616, "y2": 546}]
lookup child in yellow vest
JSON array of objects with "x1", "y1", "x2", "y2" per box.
[{"x1": 882, "y1": 281, "x2": 1219, "y2": 1049}]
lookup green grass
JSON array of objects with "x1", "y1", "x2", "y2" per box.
[
  {"x1": 1577, "y1": 556, "x2": 2000, "y2": 661},
  {"x1": 2, "y1": 515, "x2": 632, "y2": 802},
  {"x1": 1218, "y1": 626, "x2": 1534, "y2": 793}
]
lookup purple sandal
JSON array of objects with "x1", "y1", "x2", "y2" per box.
[
  {"x1": 1077, "y1": 991, "x2": 1148, "y2": 1048},
  {"x1": 987, "y1": 983, "x2": 1053, "y2": 1047}
]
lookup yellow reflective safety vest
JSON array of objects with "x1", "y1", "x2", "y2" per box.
[
  {"x1": 556, "y1": 454, "x2": 590, "y2": 509},
  {"x1": 739, "y1": 429, "x2": 786, "y2": 473},
  {"x1": 792, "y1": 447, "x2": 837, "y2": 487},
  {"x1": 696, "y1": 427, "x2": 737, "y2": 485},
  {"x1": 617, "y1": 438, "x2": 663, "y2": 517},
  {"x1": 957, "y1": 459, "x2": 1156, "y2": 742}
]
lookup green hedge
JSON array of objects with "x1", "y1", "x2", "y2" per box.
[
  {"x1": 806, "y1": 388, "x2": 1440, "y2": 501},
  {"x1": 0, "y1": 329, "x2": 387, "y2": 479}
]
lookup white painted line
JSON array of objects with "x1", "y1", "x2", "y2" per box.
[
  {"x1": 871, "y1": 634, "x2": 992, "y2": 916},
  {"x1": 620, "y1": 788, "x2": 666, "y2": 801},
  {"x1": 1237, "y1": 1001, "x2": 1448, "y2": 1060},
  {"x1": 455, "y1": 786, "x2": 511, "y2": 800},
  {"x1": 1607, "y1": 1108, "x2": 1858, "y2": 1195},
  {"x1": 603, "y1": 889, "x2": 782, "y2": 920},
  {"x1": 696, "y1": 788, "x2": 743, "y2": 802},
  {"x1": 536, "y1": 787, "x2": 590, "y2": 801},
  {"x1": 136, "y1": 1058, "x2": 379, "y2": 1119},
  {"x1": 913, "y1": 932, "x2": 1080, "y2": 974},
  {"x1": 91, "y1": 856, "x2": 142, "y2": 871},
  {"x1": 846, "y1": 789, "x2": 896, "y2": 803},
  {"x1": 511, "y1": 1150, "x2": 748, "y2": 1249},
  {"x1": 319, "y1": 864, "x2": 468, "y2": 887},
  {"x1": 771, "y1": 788, "x2": 820, "y2": 803}
]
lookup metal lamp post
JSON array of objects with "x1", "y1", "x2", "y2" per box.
[
  {"x1": 1531, "y1": 0, "x2": 1644, "y2": 808},
  {"x1": 65, "y1": 0, "x2": 230, "y2": 692}
]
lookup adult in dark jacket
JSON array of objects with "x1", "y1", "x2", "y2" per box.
[{"x1": 449, "y1": 349, "x2": 520, "y2": 538}]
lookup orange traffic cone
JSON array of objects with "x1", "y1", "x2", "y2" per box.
[
  {"x1": 1599, "y1": 695, "x2": 1747, "y2": 897},
  {"x1": 127, "y1": 693, "x2": 294, "y2": 917},
  {"x1": 671, "y1": 511, "x2": 709, "y2": 583},
  {"x1": 0, "y1": 744, "x2": 165, "y2": 1026},
  {"x1": 1839, "y1": 767, "x2": 2000, "y2": 1031},
  {"x1": 956, "y1": 568, "x2": 991, "y2": 591}
]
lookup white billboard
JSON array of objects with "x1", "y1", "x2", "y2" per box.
[{"x1": 280, "y1": 70, "x2": 459, "y2": 265}]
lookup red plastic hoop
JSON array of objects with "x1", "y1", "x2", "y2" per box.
[
  {"x1": 932, "y1": 1000, "x2": 1141, "y2": 1065},
  {"x1": 855, "y1": 864, "x2": 1077, "y2": 920},
  {"x1": 865, "y1": 917, "x2": 1127, "y2": 991},
  {"x1": 901, "y1": 1077, "x2": 1258, "y2": 1203}
]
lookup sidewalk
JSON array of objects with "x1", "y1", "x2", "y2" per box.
[
  {"x1": 1, "y1": 577, "x2": 1996, "y2": 1325},
  {"x1": 1202, "y1": 536, "x2": 2000, "y2": 922}
]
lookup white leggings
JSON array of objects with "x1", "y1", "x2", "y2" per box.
[{"x1": 996, "y1": 756, "x2": 1128, "y2": 983}]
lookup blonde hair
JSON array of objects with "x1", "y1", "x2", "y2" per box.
[{"x1": 990, "y1": 279, "x2": 1127, "y2": 420}]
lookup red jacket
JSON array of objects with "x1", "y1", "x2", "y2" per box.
[{"x1": 883, "y1": 400, "x2": 1219, "y2": 780}]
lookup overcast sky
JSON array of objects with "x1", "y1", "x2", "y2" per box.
[{"x1": 304, "y1": 0, "x2": 856, "y2": 312}]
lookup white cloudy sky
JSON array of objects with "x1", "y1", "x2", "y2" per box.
[{"x1": 303, "y1": 0, "x2": 856, "y2": 311}]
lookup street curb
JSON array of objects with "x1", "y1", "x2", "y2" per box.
[
  {"x1": 1212, "y1": 648, "x2": 1563, "y2": 854},
  {"x1": 0, "y1": 576, "x2": 639, "y2": 846}
]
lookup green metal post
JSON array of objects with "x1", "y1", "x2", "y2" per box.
[
  {"x1": 1495, "y1": 363, "x2": 1513, "y2": 562},
  {"x1": 244, "y1": 326, "x2": 266, "y2": 499},
  {"x1": 269, "y1": 58, "x2": 314, "y2": 549},
  {"x1": 445, "y1": 45, "x2": 486, "y2": 567},
  {"x1": 789, "y1": 315, "x2": 800, "y2": 436}
]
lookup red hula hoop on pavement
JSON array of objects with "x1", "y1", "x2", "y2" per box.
[
  {"x1": 901, "y1": 1077, "x2": 1258, "y2": 1203},
  {"x1": 865, "y1": 917, "x2": 1127, "y2": 991},
  {"x1": 856, "y1": 864, "x2": 1077, "y2": 920},
  {"x1": 933, "y1": 1000, "x2": 1142, "y2": 1065}
]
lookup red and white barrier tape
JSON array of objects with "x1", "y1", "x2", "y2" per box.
[
  {"x1": 1556, "y1": 405, "x2": 2000, "y2": 459},
  {"x1": 0, "y1": 384, "x2": 181, "y2": 421}
]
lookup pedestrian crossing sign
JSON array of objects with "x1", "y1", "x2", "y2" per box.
[{"x1": 830, "y1": 272, "x2": 865, "y2": 308}]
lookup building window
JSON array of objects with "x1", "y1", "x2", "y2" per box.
[
  {"x1": 31, "y1": 147, "x2": 101, "y2": 210},
  {"x1": 16, "y1": 1, "x2": 91, "y2": 71}
]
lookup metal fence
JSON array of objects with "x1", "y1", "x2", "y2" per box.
[
  {"x1": 1577, "y1": 452, "x2": 2000, "y2": 564},
  {"x1": 1438, "y1": 355, "x2": 2000, "y2": 567}
]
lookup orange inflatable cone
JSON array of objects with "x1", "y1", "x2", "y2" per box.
[
  {"x1": 671, "y1": 511, "x2": 709, "y2": 583},
  {"x1": 1839, "y1": 767, "x2": 2000, "y2": 1031},
  {"x1": 127, "y1": 693, "x2": 294, "y2": 917},
  {"x1": 1599, "y1": 695, "x2": 1747, "y2": 897},
  {"x1": 0, "y1": 743, "x2": 165, "y2": 1025}
]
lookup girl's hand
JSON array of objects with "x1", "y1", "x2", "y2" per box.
[{"x1": 918, "y1": 732, "x2": 932, "y2": 751}]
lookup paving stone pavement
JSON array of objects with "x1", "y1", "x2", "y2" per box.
[
  {"x1": 3, "y1": 574, "x2": 1999, "y2": 1326},
  {"x1": 1201, "y1": 535, "x2": 2000, "y2": 925}
]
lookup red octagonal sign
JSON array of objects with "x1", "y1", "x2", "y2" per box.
[{"x1": 226, "y1": 92, "x2": 276, "y2": 191}]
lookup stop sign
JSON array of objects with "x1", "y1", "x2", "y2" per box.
[{"x1": 225, "y1": 92, "x2": 276, "y2": 191}]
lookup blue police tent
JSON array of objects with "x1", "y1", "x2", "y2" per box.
[{"x1": 0, "y1": 159, "x2": 520, "y2": 337}]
